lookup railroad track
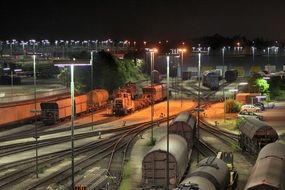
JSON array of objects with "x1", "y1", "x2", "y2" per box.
[
  {"x1": 0, "y1": 121, "x2": 145, "y2": 157},
  {"x1": 23, "y1": 120, "x2": 164, "y2": 190},
  {"x1": 196, "y1": 139, "x2": 217, "y2": 157},
  {"x1": 0, "y1": 116, "x2": 175, "y2": 190},
  {"x1": 0, "y1": 112, "x2": 116, "y2": 142}
]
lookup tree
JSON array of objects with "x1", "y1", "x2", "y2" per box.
[
  {"x1": 246, "y1": 73, "x2": 262, "y2": 93},
  {"x1": 57, "y1": 51, "x2": 145, "y2": 94},
  {"x1": 225, "y1": 98, "x2": 241, "y2": 113},
  {"x1": 256, "y1": 79, "x2": 269, "y2": 94}
]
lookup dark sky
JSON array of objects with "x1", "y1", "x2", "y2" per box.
[{"x1": 1, "y1": 0, "x2": 285, "y2": 41}]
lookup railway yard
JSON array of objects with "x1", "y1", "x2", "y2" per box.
[{"x1": 0, "y1": 75, "x2": 285, "y2": 190}]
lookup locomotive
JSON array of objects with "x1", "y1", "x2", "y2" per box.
[{"x1": 112, "y1": 83, "x2": 166, "y2": 115}]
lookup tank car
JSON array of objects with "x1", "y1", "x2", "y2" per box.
[{"x1": 177, "y1": 157, "x2": 230, "y2": 190}]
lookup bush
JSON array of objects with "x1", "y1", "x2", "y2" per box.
[{"x1": 225, "y1": 99, "x2": 241, "y2": 113}]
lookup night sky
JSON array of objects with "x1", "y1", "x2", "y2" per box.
[{"x1": 1, "y1": 0, "x2": 285, "y2": 41}]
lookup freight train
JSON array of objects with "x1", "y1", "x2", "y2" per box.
[
  {"x1": 112, "y1": 83, "x2": 166, "y2": 115},
  {"x1": 40, "y1": 89, "x2": 109, "y2": 125},
  {"x1": 142, "y1": 112, "x2": 237, "y2": 190},
  {"x1": 141, "y1": 112, "x2": 195, "y2": 189}
]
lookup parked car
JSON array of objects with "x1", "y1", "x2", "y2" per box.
[
  {"x1": 241, "y1": 104, "x2": 261, "y2": 112},
  {"x1": 254, "y1": 102, "x2": 265, "y2": 111},
  {"x1": 238, "y1": 111, "x2": 264, "y2": 120}
]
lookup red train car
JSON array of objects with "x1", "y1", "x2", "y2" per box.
[{"x1": 41, "y1": 89, "x2": 109, "y2": 125}]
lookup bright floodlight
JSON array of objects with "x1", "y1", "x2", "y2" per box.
[{"x1": 178, "y1": 48, "x2": 187, "y2": 53}]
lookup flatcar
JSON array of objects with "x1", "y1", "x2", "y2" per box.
[
  {"x1": 245, "y1": 142, "x2": 285, "y2": 190},
  {"x1": 238, "y1": 116, "x2": 278, "y2": 154},
  {"x1": 177, "y1": 157, "x2": 230, "y2": 190},
  {"x1": 170, "y1": 111, "x2": 196, "y2": 148},
  {"x1": 41, "y1": 89, "x2": 109, "y2": 125},
  {"x1": 142, "y1": 134, "x2": 191, "y2": 189},
  {"x1": 202, "y1": 70, "x2": 220, "y2": 90},
  {"x1": 225, "y1": 69, "x2": 238, "y2": 83}
]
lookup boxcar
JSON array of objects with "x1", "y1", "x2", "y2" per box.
[
  {"x1": 239, "y1": 116, "x2": 278, "y2": 154},
  {"x1": 142, "y1": 83, "x2": 167, "y2": 102},
  {"x1": 170, "y1": 112, "x2": 196, "y2": 148},
  {"x1": 142, "y1": 135, "x2": 190, "y2": 189},
  {"x1": 41, "y1": 89, "x2": 108, "y2": 125},
  {"x1": 245, "y1": 142, "x2": 285, "y2": 190},
  {"x1": 177, "y1": 157, "x2": 230, "y2": 190}
]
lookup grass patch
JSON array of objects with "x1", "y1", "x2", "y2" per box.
[
  {"x1": 118, "y1": 161, "x2": 132, "y2": 190},
  {"x1": 146, "y1": 138, "x2": 156, "y2": 146}
]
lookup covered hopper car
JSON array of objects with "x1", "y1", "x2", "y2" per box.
[
  {"x1": 238, "y1": 116, "x2": 278, "y2": 154},
  {"x1": 142, "y1": 135, "x2": 190, "y2": 189}
]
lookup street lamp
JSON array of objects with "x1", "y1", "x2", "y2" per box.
[
  {"x1": 55, "y1": 60, "x2": 91, "y2": 190},
  {"x1": 267, "y1": 47, "x2": 270, "y2": 65},
  {"x1": 32, "y1": 55, "x2": 39, "y2": 178},
  {"x1": 178, "y1": 48, "x2": 187, "y2": 108},
  {"x1": 166, "y1": 55, "x2": 170, "y2": 189},
  {"x1": 196, "y1": 48, "x2": 202, "y2": 163},
  {"x1": 222, "y1": 47, "x2": 226, "y2": 122},
  {"x1": 252, "y1": 46, "x2": 256, "y2": 64},
  {"x1": 148, "y1": 48, "x2": 158, "y2": 144}
]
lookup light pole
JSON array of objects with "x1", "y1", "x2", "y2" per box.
[
  {"x1": 222, "y1": 47, "x2": 226, "y2": 122},
  {"x1": 197, "y1": 49, "x2": 202, "y2": 163},
  {"x1": 166, "y1": 55, "x2": 170, "y2": 189},
  {"x1": 55, "y1": 60, "x2": 91, "y2": 189},
  {"x1": 149, "y1": 48, "x2": 157, "y2": 144},
  {"x1": 32, "y1": 55, "x2": 39, "y2": 178},
  {"x1": 252, "y1": 46, "x2": 256, "y2": 64},
  {"x1": 90, "y1": 51, "x2": 95, "y2": 123},
  {"x1": 267, "y1": 47, "x2": 270, "y2": 65},
  {"x1": 178, "y1": 48, "x2": 187, "y2": 108}
]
